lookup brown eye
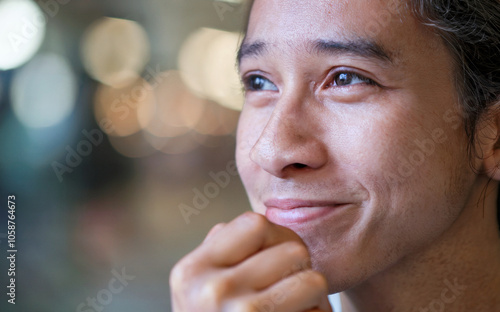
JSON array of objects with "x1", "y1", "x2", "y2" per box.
[
  {"x1": 332, "y1": 72, "x2": 374, "y2": 87},
  {"x1": 244, "y1": 75, "x2": 278, "y2": 91}
]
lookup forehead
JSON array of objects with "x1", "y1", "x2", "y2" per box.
[
  {"x1": 243, "y1": 0, "x2": 437, "y2": 64},
  {"x1": 248, "y1": 0, "x2": 348, "y2": 39},
  {"x1": 248, "y1": 0, "x2": 405, "y2": 37}
]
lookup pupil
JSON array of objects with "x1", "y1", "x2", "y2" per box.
[
  {"x1": 337, "y1": 73, "x2": 352, "y2": 86},
  {"x1": 252, "y1": 77, "x2": 264, "y2": 89}
]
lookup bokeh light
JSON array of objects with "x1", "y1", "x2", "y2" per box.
[
  {"x1": 94, "y1": 78, "x2": 156, "y2": 137},
  {"x1": 81, "y1": 17, "x2": 150, "y2": 88},
  {"x1": 177, "y1": 28, "x2": 220, "y2": 97},
  {"x1": 143, "y1": 70, "x2": 207, "y2": 138},
  {"x1": 193, "y1": 100, "x2": 240, "y2": 136},
  {"x1": 108, "y1": 131, "x2": 157, "y2": 159},
  {"x1": 0, "y1": 1, "x2": 254, "y2": 310},
  {"x1": 0, "y1": 0, "x2": 46, "y2": 70},
  {"x1": 143, "y1": 131, "x2": 199, "y2": 155},
  {"x1": 202, "y1": 31, "x2": 244, "y2": 110},
  {"x1": 11, "y1": 53, "x2": 77, "y2": 129},
  {"x1": 178, "y1": 28, "x2": 244, "y2": 111}
]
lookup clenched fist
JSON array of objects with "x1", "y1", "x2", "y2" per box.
[{"x1": 170, "y1": 212, "x2": 332, "y2": 312}]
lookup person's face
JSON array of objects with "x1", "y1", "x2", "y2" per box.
[{"x1": 236, "y1": 0, "x2": 477, "y2": 292}]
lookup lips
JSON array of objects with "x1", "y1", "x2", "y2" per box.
[{"x1": 264, "y1": 198, "x2": 351, "y2": 226}]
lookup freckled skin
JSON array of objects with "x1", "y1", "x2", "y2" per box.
[{"x1": 236, "y1": 0, "x2": 500, "y2": 311}]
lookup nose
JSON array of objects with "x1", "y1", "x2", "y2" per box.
[{"x1": 249, "y1": 97, "x2": 328, "y2": 178}]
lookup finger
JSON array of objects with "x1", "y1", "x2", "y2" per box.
[
  {"x1": 200, "y1": 212, "x2": 304, "y2": 266},
  {"x1": 251, "y1": 270, "x2": 332, "y2": 312},
  {"x1": 203, "y1": 222, "x2": 226, "y2": 243},
  {"x1": 232, "y1": 240, "x2": 311, "y2": 290}
]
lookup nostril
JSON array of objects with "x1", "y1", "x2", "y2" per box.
[{"x1": 292, "y1": 163, "x2": 307, "y2": 169}]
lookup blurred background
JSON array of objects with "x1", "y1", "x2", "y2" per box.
[{"x1": 0, "y1": 0, "x2": 251, "y2": 311}]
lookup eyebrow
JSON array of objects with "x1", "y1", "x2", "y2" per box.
[
  {"x1": 237, "y1": 38, "x2": 395, "y2": 67},
  {"x1": 237, "y1": 39, "x2": 267, "y2": 65},
  {"x1": 313, "y1": 39, "x2": 394, "y2": 63}
]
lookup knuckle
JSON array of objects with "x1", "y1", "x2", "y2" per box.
[
  {"x1": 212, "y1": 222, "x2": 226, "y2": 230},
  {"x1": 225, "y1": 299, "x2": 260, "y2": 312},
  {"x1": 208, "y1": 222, "x2": 226, "y2": 234},
  {"x1": 205, "y1": 223, "x2": 227, "y2": 241},
  {"x1": 200, "y1": 276, "x2": 234, "y2": 305},
  {"x1": 224, "y1": 302, "x2": 250, "y2": 312},
  {"x1": 170, "y1": 257, "x2": 198, "y2": 288},
  {"x1": 241, "y1": 212, "x2": 269, "y2": 231},
  {"x1": 169, "y1": 262, "x2": 188, "y2": 288}
]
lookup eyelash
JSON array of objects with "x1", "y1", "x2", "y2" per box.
[{"x1": 242, "y1": 71, "x2": 377, "y2": 92}]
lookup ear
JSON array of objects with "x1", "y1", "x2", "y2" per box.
[{"x1": 479, "y1": 104, "x2": 500, "y2": 180}]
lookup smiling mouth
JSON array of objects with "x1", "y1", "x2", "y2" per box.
[{"x1": 264, "y1": 198, "x2": 352, "y2": 226}]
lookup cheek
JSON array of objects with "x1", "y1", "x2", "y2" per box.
[
  {"x1": 352, "y1": 103, "x2": 472, "y2": 245},
  {"x1": 236, "y1": 107, "x2": 260, "y2": 171},
  {"x1": 335, "y1": 97, "x2": 468, "y2": 227},
  {"x1": 235, "y1": 107, "x2": 267, "y2": 208},
  {"x1": 310, "y1": 107, "x2": 474, "y2": 290}
]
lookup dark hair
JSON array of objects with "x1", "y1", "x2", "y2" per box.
[
  {"x1": 408, "y1": 0, "x2": 500, "y2": 229},
  {"x1": 409, "y1": 1, "x2": 500, "y2": 154},
  {"x1": 241, "y1": 0, "x2": 500, "y2": 228}
]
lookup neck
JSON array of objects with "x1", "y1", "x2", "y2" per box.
[{"x1": 341, "y1": 178, "x2": 500, "y2": 312}]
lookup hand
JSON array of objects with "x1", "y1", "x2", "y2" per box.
[{"x1": 170, "y1": 212, "x2": 332, "y2": 312}]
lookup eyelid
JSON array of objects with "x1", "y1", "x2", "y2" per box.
[{"x1": 241, "y1": 70, "x2": 271, "y2": 82}]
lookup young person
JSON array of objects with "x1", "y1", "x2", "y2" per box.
[{"x1": 171, "y1": 1, "x2": 500, "y2": 311}]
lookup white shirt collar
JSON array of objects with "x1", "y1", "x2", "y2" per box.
[{"x1": 328, "y1": 292, "x2": 343, "y2": 312}]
